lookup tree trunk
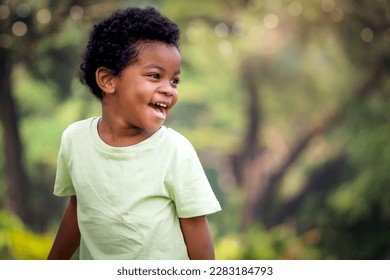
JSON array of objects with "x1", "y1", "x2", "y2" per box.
[
  {"x1": 231, "y1": 58, "x2": 265, "y2": 228},
  {"x1": 0, "y1": 52, "x2": 31, "y2": 225}
]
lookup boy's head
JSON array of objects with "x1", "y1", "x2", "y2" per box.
[{"x1": 79, "y1": 7, "x2": 180, "y2": 99}]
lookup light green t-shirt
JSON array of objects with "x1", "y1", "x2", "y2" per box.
[{"x1": 54, "y1": 117, "x2": 221, "y2": 260}]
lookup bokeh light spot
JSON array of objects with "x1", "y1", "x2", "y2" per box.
[
  {"x1": 36, "y1": 9, "x2": 52, "y2": 24},
  {"x1": 288, "y1": 1, "x2": 303, "y2": 17},
  {"x1": 0, "y1": 5, "x2": 10, "y2": 20},
  {"x1": 16, "y1": 3, "x2": 31, "y2": 18},
  {"x1": 70, "y1": 5, "x2": 84, "y2": 20},
  {"x1": 219, "y1": 39, "x2": 233, "y2": 55},
  {"x1": 0, "y1": 33, "x2": 12, "y2": 48},
  {"x1": 321, "y1": 0, "x2": 335, "y2": 12},
  {"x1": 215, "y1": 23, "x2": 229, "y2": 38},
  {"x1": 361, "y1": 27, "x2": 374, "y2": 42},
  {"x1": 263, "y1": 14, "x2": 279, "y2": 29},
  {"x1": 232, "y1": 21, "x2": 246, "y2": 36},
  {"x1": 12, "y1": 21, "x2": 28, "y2": 37}
]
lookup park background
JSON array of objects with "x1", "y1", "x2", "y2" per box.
[{"x1": 0, "y1": 0, "x2": 389, "y2": 259}]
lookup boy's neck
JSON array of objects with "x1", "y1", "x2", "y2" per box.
[{"x1": 97, "y1": 115, "x2": 154, "y2": 147}]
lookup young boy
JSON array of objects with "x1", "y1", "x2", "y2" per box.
[{"x1": 47, "y1": 7, "x2": 221, "y2": 260}]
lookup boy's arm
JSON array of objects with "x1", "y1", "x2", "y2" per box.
[
  {"x1": 47, "y1": 195, "x2": 80, "y2": 260},
  {"x1": 179, "y1": 215, "x2": 215, "y2": 260}
]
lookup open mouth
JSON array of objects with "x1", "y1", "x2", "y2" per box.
[{"x1": 150, "y1": 102, "x2": 168, "y2": 118}]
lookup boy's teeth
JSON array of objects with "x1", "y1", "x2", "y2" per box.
[{"x1": 154, "y1": 103, "x2": 167, "y2": 108}]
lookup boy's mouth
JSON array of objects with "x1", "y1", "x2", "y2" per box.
[{"x1": 150, "y1": 102, "x2": 168, "y2": 118}]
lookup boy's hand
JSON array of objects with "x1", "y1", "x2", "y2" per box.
[
  {"x1": 47, "y1": 196, "x2": 80, "y2": 259},
  {"x1": 179, "y1": 215, "x2": 215, "y2": 260}
]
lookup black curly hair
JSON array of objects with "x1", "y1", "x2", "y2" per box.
[{"x1": 78, "y1": 6, "x2": 180, "y2": 99}]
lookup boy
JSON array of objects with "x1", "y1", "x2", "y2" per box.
[{"x1": 47, "y1": 7, "x2": 221, "y2": 260}]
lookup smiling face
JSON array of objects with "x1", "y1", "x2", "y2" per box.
[{"x1": 102, "y1": 42, "x2": 181, "y2": 136}]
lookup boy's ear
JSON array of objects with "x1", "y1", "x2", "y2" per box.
[{"x1": 96, "y1": 67, "x2": 115, "y2": 94}]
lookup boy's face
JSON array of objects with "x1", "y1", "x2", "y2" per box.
[{"x1": 109, "y1": 42, "x2": 181, "y2": 133}]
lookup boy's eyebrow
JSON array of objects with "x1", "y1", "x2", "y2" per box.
[{"x1": 143, "y1": 64, "x2": 181, "y2": 74}]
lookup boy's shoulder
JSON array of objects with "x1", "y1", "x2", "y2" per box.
[
  {"x1": 61, "y1": 117, "x2": 96, "y2": 140},
  {"x1": 163, "y1": 127, "x2": 193, "y2": 148},
  {"x1": 161, "y1": 127, "x2": 200, "y2": 159}
]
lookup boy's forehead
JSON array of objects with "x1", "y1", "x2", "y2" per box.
[{"x1": 135, "y1": 41, "x2": 181, "y2": 66}]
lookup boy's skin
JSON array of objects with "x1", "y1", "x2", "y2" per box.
[{"x1": 48, "y1": 42, "x2": 215, "y2": 260}]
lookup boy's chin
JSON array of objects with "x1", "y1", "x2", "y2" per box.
[{"x1": 145, "y1": 123, "x2": 165, "y2": 133}]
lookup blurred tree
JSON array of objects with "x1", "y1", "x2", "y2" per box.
[
  {"x1": 229, "y1": 0, "x2": 389, "y2": 227},
  {"x1": 228, "y1": 0, "x2": 389, "y2": 258},
  {"x1": 0, "y1": 0, "x2": 118, "y2": 230},
  {"x1": 167, "y1": 0, "x2": 389, "y2": 258}
]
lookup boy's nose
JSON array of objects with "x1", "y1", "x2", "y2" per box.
[{"x1": 158, "y1": 84, "x2": 176, "y2": 96}]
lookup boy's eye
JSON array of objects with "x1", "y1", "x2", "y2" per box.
[
  {"x1": 149, "y1": 73, "x2": 160, "y2": 79},
  {"x1": 171, "y1": 78, "x2": 180, "y2": 85}
]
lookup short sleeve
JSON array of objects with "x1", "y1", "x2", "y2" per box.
[
  {"x1": 171, "y1": 148, "x2": 221, "y2": 218},
  {"x1": 53, "y1": 134, "x2": 76, "y2": 197}
]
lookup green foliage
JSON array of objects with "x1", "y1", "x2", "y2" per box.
[
  {"x1": 9, "y1": 229, "x2": 53, "y2": 260},
  {"x1": 317, "y1": 99, "x2": 390, "y2": 259},
  {"x1": 0, "y1": 0, "x2": 389, "y2": 260},
  {"x1": 0, "y1": 130, "x2": 4, "y2": 207},
  {"x1": 0, "y1": 211, "x2": 23, "y2": 259},
  {"x1": 0, "y1": 211, "x2": 53, "y2": 259},
  {"x1": 215, "y1": 224, "x2": 321, "y2": 260}
]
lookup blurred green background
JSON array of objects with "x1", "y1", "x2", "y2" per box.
[{"x1": 0, "y1": 0, "x2": 389, "y2": 260}]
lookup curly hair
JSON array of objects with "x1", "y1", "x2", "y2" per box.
[{"x1": 78, "y1": 6, "x2": 180, "y2": 99}]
